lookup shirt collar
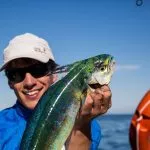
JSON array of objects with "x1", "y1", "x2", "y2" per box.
[{"x1": 15, "y1": 101, "x2": 33, "y2": 120}]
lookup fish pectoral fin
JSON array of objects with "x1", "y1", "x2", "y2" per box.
[{"x1": 80, "y1": 88, "x2": 88, "y2": 105}]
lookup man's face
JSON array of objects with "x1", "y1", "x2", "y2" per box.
[{"x1": 6, "y1": 58, "x2": 57, "y2": 110}]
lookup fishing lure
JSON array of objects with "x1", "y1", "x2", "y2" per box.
[{"x1": 20, "y1": 54, "x2": 115, "y2": 150}]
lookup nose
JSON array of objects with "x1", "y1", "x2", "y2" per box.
[{"x1": 23, "y1": 73, "x2": 37, "y2": 89}]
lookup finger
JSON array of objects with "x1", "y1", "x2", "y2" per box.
[
  {"x1": 90, "y1": 90, "x2": 103, "y2": 101},
  {"x1": 92, "y1": 87, "x2": 111, "y2": 114},
  {"x1": 97, "y1": 85, "x2": 112, "y2": 103},
  {"x1": 80, "y1": 94, "x2": 93, "y2": 115},
  {"x1": 90, "y1": 92, "x2": 104, "y2": 116},
  {"x1": 100, "y1": 95, "x2": 112, "y2": 114},
  {"x1": 108, "y1": 99, "x2": 112, "y2": 109},
  {"x1": 100, "y1": 85, "x2": 111, "y2": 92}
]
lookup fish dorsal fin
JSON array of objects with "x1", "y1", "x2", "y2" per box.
[{"x1": 50, "y1": 61, "x2": 81, "y2": 75}]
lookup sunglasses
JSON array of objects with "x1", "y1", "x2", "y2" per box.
[{"x1": 6, "y1": 63, "x2": 51, "y2": 83}]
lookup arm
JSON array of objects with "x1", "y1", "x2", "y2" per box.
[{"x1": 66, "y1": 85, "x2": 112, "y2": 150}]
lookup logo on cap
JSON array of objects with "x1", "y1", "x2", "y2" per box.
[{"x1": 34, "y1": 47, "x2": 46, "y2": 54}]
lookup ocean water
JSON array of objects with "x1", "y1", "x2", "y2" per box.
[{"x1": 97, "y1": 114, "x2": 133, "y2": 150}]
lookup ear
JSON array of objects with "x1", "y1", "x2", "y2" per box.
[
  {"x1": 8, "y1": 80, "x2": 14, "y2": 89},
  {"x1": 52, "y1": 74, "x2": 58, "y2": 83}
]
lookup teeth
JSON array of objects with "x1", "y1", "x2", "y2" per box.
[{"x1": 25, "y1": 90, "x2": 39, "y2": 96}]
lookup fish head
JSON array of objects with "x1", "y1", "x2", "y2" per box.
[{"x1": 86, "y1": 54, "x2": 115, "y2": 89}]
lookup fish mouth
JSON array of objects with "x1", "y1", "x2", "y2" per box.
[{"x1": 88, "y1": 83, "x2": 102, "y2": 89}]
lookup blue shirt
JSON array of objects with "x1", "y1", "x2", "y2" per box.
[
  {"x1": 0, "y1": 102, "x2": 33, "y2": 150},
  {"x1": 90, "y1": 119, "x2": 101, "y2": 150},
  {"x1": 0, "y1": 102, "x2": 101, "y2": 150}
]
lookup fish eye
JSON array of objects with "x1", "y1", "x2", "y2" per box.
[{"x1": 100, "y1": 66, "x2": 106, "y2": 72}]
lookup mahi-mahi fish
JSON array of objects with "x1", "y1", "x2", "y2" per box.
[{"x1": 20, "y1": 54, "x2": 115, "y2": 150}]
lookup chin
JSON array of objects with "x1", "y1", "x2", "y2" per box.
[{"x1": 25, "y1": 102, "x2": 38, "y2": 110}]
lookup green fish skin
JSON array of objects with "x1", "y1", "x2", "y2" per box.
[{"x1": 20, "y1": 54, "x2": 115, "y2": 150}]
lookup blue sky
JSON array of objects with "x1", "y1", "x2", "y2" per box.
[{"x1": 0, "y1": 0, "x2": 149, "y2": 114}]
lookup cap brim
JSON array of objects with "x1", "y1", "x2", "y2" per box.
[{"x1": 0, "y1": 55, "x2": 50, "y2": 71}]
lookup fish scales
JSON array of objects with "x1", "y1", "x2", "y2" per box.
[
  {"x1": 20, "y1": 54, "x2": 115, "y2": 150},
  {"x1": 31, "y1": 65, "x2": 87, "y2": 150},
  {"x1": 21, "y1": 62, "x2": 88, "y2": 150},
  {"x1": 20, "y1": 80, "x2": 65, "y2": 148}
]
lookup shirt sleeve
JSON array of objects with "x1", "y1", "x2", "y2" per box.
[
  {"x1": 90, "y1": 119, "x2": 101, "y2": 150},
  {"x1": 0, "y1": 106, "x2": 26, "y2": 150}
]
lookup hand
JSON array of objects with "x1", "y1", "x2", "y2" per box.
[
  {"x1": 66, "y1": 85, "x2": 112, "y2": 150},
  {"x1": 80, "y1": 85, "x2": 112, "y2": 120}
]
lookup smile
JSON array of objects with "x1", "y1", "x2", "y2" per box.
[{"x1": 23, "y1": 89, "x2": 41, "y2": 97}]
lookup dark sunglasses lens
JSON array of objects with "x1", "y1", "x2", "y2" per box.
[
  {"x1": 6, "y1": 70, "x2": 25, "y2": 82},
  {"x1": 6, "y1": 64, "x2": 50, "y2": 82},
  {"x1": 6, "y1": 64, "x2": 49, "y2": 82},
  {"x1": 31, "y1": 65, "x2": 49, "y2": 78}
]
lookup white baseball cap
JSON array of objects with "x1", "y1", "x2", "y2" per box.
[{"x1": 0, "y1": 33, "x2": 55, "y2": 71}]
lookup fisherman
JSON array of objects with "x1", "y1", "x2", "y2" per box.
[{"x1": 0, "y1": 33, "x2": 112, "y2": 150}]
